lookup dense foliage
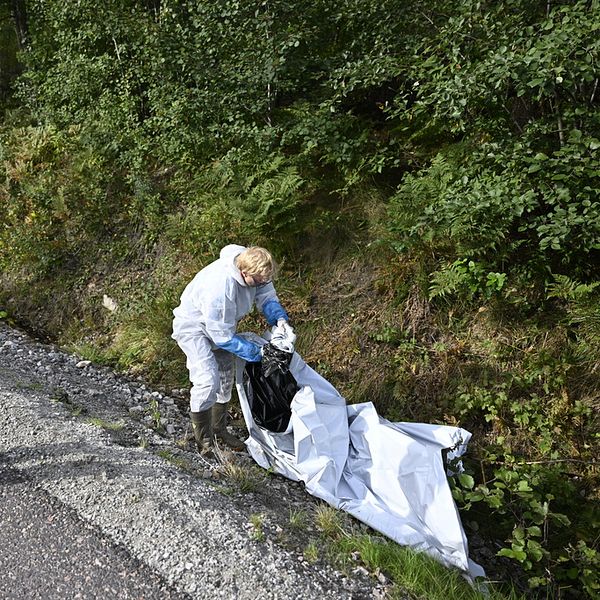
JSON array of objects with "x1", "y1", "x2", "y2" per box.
[{"x1": 1, "y1": 1, "x2": 598, "y2": 597}]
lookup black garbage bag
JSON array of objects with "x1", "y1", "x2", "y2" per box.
[{"x1": 244, "y1": 343, "x2": 298, "y2": 433}]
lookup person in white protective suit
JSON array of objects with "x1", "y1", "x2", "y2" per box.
[{"x1": 172, "y1": 244, "x2": 293, "y2": 455}]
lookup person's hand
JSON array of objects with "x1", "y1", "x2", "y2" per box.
[
  {"x1": 277, "y1": 319, "x2": 295, "y2": 338},
  {"x1": 272, "y1": 319, "x2": 296, "y2": 353}
]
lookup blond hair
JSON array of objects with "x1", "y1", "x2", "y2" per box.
[{"x1": 235, "y1": 246, "x2": 278, "y2": 279}]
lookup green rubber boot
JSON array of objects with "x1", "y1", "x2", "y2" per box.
[
  {"x1": 212, "y1": 403, "x2": 244, "y2": 451},
  {"x1": 190, "y1": 409, "x2": 213, "y2": 456}
]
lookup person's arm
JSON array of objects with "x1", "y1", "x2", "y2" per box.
[
  {"x1": 255, "y1": 283, "x2": 289, "y2": 326},
  {"x1": 203, "y1": 281, "x2": 262, "y2": 362},
  {"x1": 216, "y1": 335, "x2": 262, "y2": 362}
]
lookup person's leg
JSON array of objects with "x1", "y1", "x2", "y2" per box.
[
  {"x1": 212, "y1": 349, "x2": 244, "y2": 450},
  {"x1": 176, "y1": 335, "x2": 220, "y2": 454}
]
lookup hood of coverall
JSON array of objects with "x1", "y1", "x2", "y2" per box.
[{"x1": 220, "y1": 244, "x2": 247, "y2": 286}]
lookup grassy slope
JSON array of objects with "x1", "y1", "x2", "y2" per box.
[{"x1": 0, "y1": 154, "x2": 597, "y2": 599}]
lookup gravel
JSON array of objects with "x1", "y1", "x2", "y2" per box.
[{"x1": 0, "y1": 323, "x2": 384, "y2": 599}]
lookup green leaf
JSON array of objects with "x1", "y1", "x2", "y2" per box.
[
  {"x1": 458, "y1": 473, "x2": 475, "y2": 489},
  {"x1": 527, "y1": 78, "x2": 545, "y2": 87},
  {"x1": 517, "y1": 480, "x2": 533, "y2": 492},
  {"x1": 527, "y1": 540, "x2": 545, "y2": 562}
]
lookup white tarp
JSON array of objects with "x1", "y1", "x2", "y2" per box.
[{"x1": 235, "y1": 333, "x2": 485, "y2": 580}]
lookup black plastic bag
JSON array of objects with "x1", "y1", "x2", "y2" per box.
[{"x1": 244, "y1": 344, "x2": 298, "y2": 433}]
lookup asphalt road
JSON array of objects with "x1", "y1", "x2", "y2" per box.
[{"x1": 0, "y1": 466, "x2": 189, "y2": 600}]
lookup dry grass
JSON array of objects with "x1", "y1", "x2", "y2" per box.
[{"x1": 214, "y1": 447, "x2": 266, "y2": 493}]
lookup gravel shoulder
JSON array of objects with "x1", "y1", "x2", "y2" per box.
[{"x1": 0, "y1": 323, "x2": 383, "y2": 599}]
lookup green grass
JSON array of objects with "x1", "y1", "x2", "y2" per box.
[
  {"x1": 304, "y1": 501, "x2": 520, "y2": 600},
  {"x1": 334, "y1": 534, "x2": 522, "y2": 600},
  {"x1": 216, "y1": 454, "x2": 266, "y2": 493},
  {"x1": 289, "y1": 508, "x2": 308, "y2": 530},
  {"x1": 249, "y1": 513, "x2": 265, "y2": 542},
  {"x1": 156, "y1": 449, "x2": 194, "y2": 472},
  {"x1": 86, "y1": 417, "x2": 124, "y2": 431},
  {"x1": 304, "y1": 542, "x2": 319, "y2": 563},
  {"x1": 66, "y1": 341, "x2": 113, "y2": 366}
]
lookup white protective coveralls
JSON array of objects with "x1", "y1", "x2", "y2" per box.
[
  {"x1": 172, "y1": 245, "x2": 288, "y2": 412},
  {"x1": 236, "y1": 328, "x2": 486, "y2": 581}
]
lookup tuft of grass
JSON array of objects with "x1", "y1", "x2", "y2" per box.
[
  {"x1": 314, "y1": 504, "x2": 345, "y2": 539},
  {"x1": 249, "y1": 513, "x2": 265, "y2": 542},
  {"x1": 289, "y1": 508, "x2": 308, "y2": 530},
  {"x1": 67, "y1": 341, "x2": 113, "y2": 366},
  {"x1": 304, "y1": 542, "x2": 319, "y2": 563},
  {"x1": 156, "y1": 449, "x2": 193, "y2": 472},
  {"x1": 216, "y1": 452, "x2": 265, "y2": 493},
  {"x1": 86, "y1": 417, "x2": 124, "y2": 431}
]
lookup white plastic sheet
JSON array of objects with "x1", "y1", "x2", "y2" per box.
[{"x1": 235, "y1": 333, "x2": 485, "y2": 579}]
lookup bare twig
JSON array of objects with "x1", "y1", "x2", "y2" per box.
[
  {"x1": 112, "y1": 36, "x2": 122, "y2": 63},
  {"x1": 419, "y1": 11, "x2": 434, "y2": 26},
  {"x1": 591, "y1": 78, "x2": 598, "y2": 104}
]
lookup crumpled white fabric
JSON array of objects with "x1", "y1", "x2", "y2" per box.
[{"x1": 235, "y1": 332, "x2": 485, "y2": 580}]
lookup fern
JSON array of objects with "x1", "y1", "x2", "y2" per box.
[
  {"x1": 546, "y1": 274, "x2": 600, "y2": 302},
  {"x1": 547, "y1": 275, "x2": 600, "y2": 364}
]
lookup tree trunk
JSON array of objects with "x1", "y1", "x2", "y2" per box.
[{"x1": 9, "y1": 0, "x2": 28, "y2": 49}]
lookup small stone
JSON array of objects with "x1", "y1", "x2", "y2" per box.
[{"x1": 76, "y1": 360, "x2": 92, "y2": 368}]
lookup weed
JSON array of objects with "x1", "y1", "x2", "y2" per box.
[
  {"x1": 148, "y1": 397, "x2": 163, "y2": 432},
  {"x1": 216, "y1": 452, "x2": 265, "y2": 493},
  {"x1": 249, "y1": 513, "x2": 265, "y2": 542},
  {"x1": 17, "y1": 382, "x2": 44, "y2": 391},
  {"x1": 86, "y1": 417, "x2": 124, "y2": 431},
  {"x1": 50, "y1": 387, "x2": 85, "y2": 416},
  {"x1": 304, "y1": 542, "x2": 319, "y2": 563},
  {"x1": 289, "y1": 508, "x2": 308, "y2": 530},
  {"x1": 314, "y1": 504, "x2": 345, "y2": 539},
  {"x1": 211, "y1": 484, "x2": 235, "y2": 497},
  {"x1": 156, "y1": 449, "x2": 192, "y2": 472}
]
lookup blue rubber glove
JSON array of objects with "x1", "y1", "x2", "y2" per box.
[
  {"x1": 216, "y1": 335, "x2": 262, "y2": 362},
  {"x1": 262, "y1": 300, "x2": 289, "y2": 326}
]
